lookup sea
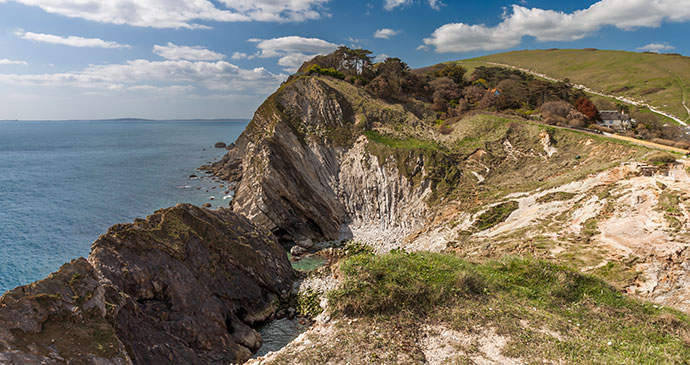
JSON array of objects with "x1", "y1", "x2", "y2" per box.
[{"x1": 0, "y1": 119, "x2": 248, "y2": 293}]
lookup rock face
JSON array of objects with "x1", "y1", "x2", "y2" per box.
[
  {"x1": 204, "y1": 77, "x2": 433, "y2": 248},
  {"x1": 0, "y1": 204, "x2": 295, "y2": 364}
]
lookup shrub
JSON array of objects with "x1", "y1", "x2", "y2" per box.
[
  {"x1": 541, "y1": 100, "x2": 573, "y2": 118},
  {"x1": 588, "y1": 124, "x2": 614, "y2": 133},
  {"x1": 305, "y1": 64, "x2": 345, "y2": 79},
  {"x1": 575, "y1": 97, "x2": 601, "y2": 121},
  {"x1": 647, "y1": 151, "x2": 677, "y2": 165}
]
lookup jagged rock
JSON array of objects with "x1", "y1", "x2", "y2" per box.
[
  {"x1": 0, "y1": 204, "x2": 296, "y2": 364},
  {"x1": 204, "y1": 77, "x2": 431, "y2": 247}
]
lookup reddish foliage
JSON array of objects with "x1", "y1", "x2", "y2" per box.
[{"x1": 575, "y1": 97, "x2": 601, "y2": 121}]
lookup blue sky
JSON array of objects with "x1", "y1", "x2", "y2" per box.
[{"x1": 0, "y1": 0, "x2": 689, "y2": 120}]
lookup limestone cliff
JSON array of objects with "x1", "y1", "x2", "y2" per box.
[
  {"x1": 0, "y1": 204, "x2": 295, "y2": 364},
  {"x1": 205, "y1": 76, "x2": 437, "y2": 248}
]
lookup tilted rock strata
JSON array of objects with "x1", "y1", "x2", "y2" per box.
[
  {"x1": 0, "y1": 204, "x2": 295, "y2": 364},
  {"x1": 204, "y1": 77, "x2": 433, "y2": 247}
]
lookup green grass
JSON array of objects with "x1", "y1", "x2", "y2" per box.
[
  {"x1": 460, "y1": 49, "x2": 690, "y2": 122},
  {"x1": 473, "y1": 201, "x2": 519, "y2": 231},
  {"x1": 327, "y1": 251, "x2": 690, "y2": 364},
  {"x1": 537, "y1": 191, "x2": 577, "y2": 204},
  {"x1": 363, "y1": 130, "x2": 440, "y2": 151}
]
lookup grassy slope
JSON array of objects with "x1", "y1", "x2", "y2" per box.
[
  {"x1": 276, "y1": 251, "x2": 690, "y2": 364},
  {"x1": 461, "y1": 49, "x2": 690, "y2": 122}
]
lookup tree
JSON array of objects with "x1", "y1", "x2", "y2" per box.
[
  {"x1": 434, "y1": 64, "x2": 467, "y2": 86},
  {"x1": 430, "y1": 77, "x2": 462, "y2": 112},
  {"x1": 298, "y1": 47, "x2": 373, "y2": 78},
  {"x1": 366, "y1": 57, "x2": 430, "y2": 101},
  {"x1": 575, "y1": 97, "x2": 601, "y2": 121},
  {"x1": 462, "y1": 85, "x2": 486, "y2": 104}
]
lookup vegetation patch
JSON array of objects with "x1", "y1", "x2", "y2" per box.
[
  {"x1": 473, "y1": 201, "x2": 519, "y2": 231},
  {"x1": 581, "y1": 217, "x2": 600, "y2": 239},
  {"x1": 647, "y1": 151, "x2": 677, "y2": 165},
  {"x1": 537, "y1": 191, "x2": 577, "y2": 204},
  {"x1": 304, "y1": 64, "x2": 345, "y2": 80},
  {"x1": 657, "y1": 190, "x2": 685, "y2": 231},
  {"x1": 329, "y1": 251, "x2": 484, "y2": 316},
  {"x1": 324, "y1": 252, "x2": 690, "y2": 364},
  {"x1": 296, "y1": 288, "x2": 324, "y2": 317},
  {"x1": 363, "y1": 130, "x2": 439, "y2": 151}
]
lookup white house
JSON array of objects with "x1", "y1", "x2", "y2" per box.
[{"x1": 599, "y1": 110, "x2": 633, "y2": 130}]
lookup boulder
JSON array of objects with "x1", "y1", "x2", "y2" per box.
[{"x1": 214, "y1": 142, "x2": 227, "y2": 149}]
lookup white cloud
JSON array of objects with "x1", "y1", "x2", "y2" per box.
[
  {"x1": 17, "y1": 31, "x2": 130, "y2": 48},
  {"x1": 153, "y1": 42, "x2": 224, "y2": 61},
  {"x1": 427, "y1": 0, "x2": 444, "y2": 10},
  {"x1": 374, "y1": 28, "x2": 399, "y2": 39},
  {"x1": 252, "y1": 36, "x2": 339, "y2": 72},
  {"x1": 423, "y1": 0, "x2": 690, "y2": 53},
  {"x1": 0, "y1": 59, "x2": 286, "y2": 94},
  {"x1": 2, "y1": 0, "x2": 330, "y2": 28},
  {"x1": 0, "y1": 58, "x2": 28, "y2": 65},
  {"x1": 277, "y1": 53, "x2": 314, "y2": 72},
  {"x1": 384, "y1": 0, "x2": 441, "y2": 10},
  {"x1": 373, "y1": 53, "x2": 389, "y2": 62},
  {"x1": 383, "y1": 0, "x2": 411, "y2": 11},
  {"x1": 231, "y1": 52, "x2": 248, "y2": 60},
  {"x1": 637, "y1": 42, "x2": 675, "y2": 52}
]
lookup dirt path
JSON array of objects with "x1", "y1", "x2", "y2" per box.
[
  {"x1": 486, "y1": 62, "x2": 689, "y2": 127},
  {"x1": 602, "y1": 133, "x2": 690, "y2": 154}
]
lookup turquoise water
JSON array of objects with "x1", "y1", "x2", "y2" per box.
[{"x1": 0, "y1": 120, "x2": 247, "y2": 293}]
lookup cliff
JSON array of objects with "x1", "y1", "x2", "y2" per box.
[
  {"x1": 207, "y1": 70, "x2": 690, "y2": 317},
  {"x1": 205, "y1": 76, "x2": 435, "y2": 248},
  {"x1": 0, "y1": 204, "x2": 295, "y2": 364}
]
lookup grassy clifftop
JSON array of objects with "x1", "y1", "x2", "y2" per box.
[
  {"x1": 265, "y1": 250, "x2": 690, "y2": 364},
  {"x1": 464, "y1": 49, "x2": 690, "y2": 122}
]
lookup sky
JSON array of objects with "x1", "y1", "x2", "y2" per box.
[{"x1": 1, "y1": 0, "x2": 689, "y2": 120}]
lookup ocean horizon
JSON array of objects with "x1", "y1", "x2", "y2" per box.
[{"x1": 0, "y1": 119, "x2": 247, "y2": 293}]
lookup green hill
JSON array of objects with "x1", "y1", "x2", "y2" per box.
[{"x1": 461, "y1": 49, "x2": 690, "y2": 122}]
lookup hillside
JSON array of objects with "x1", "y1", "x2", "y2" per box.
[
  {"x1": 202, "y1": 50, "x2": 690, "y2": 363},
  {"x1": 463, "y1": 49, "x2": 690, "y2": 123}
]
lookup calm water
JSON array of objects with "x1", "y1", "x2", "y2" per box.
[{"x1": 0, "y1": 120, "x2": 247, "y2": 293}]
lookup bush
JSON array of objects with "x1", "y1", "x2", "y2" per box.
[
  {"x1": 588, "y1": 124, "x2": 614, "y2": 133},
  {"x1": 305, "y1": 64, "x2": 345, "y2": 79},
  {"x1": 647, "y1": 151, "x2": 677, "y2": 165},
  {"x1": 575, "y1": 97, "x2": 601, "y2": 121},
  {"x1": 541, "y1": 100, "x2": 573, "y2": 118}
]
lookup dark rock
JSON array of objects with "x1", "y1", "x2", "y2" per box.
[
  {"x1": 189, "y1": 174, "x2": 198, "y2": 179},
  {"x1": 0, "y1": 204, "x2": 296, "y2": 364},
  {"x1": 202, "y1": 203, "x2": 212, "y2": 208},
  {"x1": 214, "y1": 142, "x2": 227, "y2": 149}
]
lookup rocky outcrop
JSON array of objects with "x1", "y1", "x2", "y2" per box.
[
  {"x1": 0, "y1": 204, "x2": 295, "y2": 364},
  {"x1": 204, "y1": 76, "x2": 433, "y2": 248}
]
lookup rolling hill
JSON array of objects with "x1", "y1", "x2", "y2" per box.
[{"x1": 460, "y1": 49, "x2": 690, "y2": 123}]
